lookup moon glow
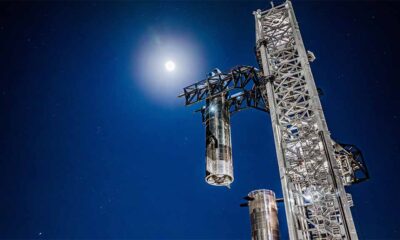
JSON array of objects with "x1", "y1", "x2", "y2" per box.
[{"x1": 165, "y1": 60, "x2": 176, "y2": 72}]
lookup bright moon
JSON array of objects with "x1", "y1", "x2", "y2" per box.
[{"x1": 165, "y1": 60, "x2": 176, "y2": 72}]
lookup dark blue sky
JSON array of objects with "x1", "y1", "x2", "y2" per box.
[{"x1": 1, "y1": 1, "x2": 399, "y2": 239}]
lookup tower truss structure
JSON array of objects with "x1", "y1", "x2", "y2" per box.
[
  {"x1": 180, "y1": 1, "x2": 368, "y2": 239},
  {"x1": 254, "y1": 2, "x2": 357, "y2": 239}
]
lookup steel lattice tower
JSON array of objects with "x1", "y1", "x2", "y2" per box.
[
  {"x1": 254, "y1": 2, "x2": 357, "y2": 239},
  {"x1": 180, "y1": 1, "x2": 369, "y2": 239}
]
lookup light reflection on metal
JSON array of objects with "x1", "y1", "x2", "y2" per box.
[
  {"x1": 247, "y1": 190, "x2": 280, "y2": 240},
  {"x1": 205, "y1": 94, "x2": 233, "y2": 187}
]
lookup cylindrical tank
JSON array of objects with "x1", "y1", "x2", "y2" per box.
[
  {"x1": 204, "y1": 94, "x2": 233, "y2": 186},
  {"x1": 248, "y1": 189, "x2": 280, "y2": 240}
]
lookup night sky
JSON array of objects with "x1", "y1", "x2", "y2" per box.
[{"x1": 1, "y1": 1, "x2": 400, "y2": 239}]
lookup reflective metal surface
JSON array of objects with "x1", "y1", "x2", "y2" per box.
[
  {"x1": 248, "y1": 190, "x2": 280, "y2": 240},
  {"x1": 205, "y1": 94, "x2": 233, "y2": 186},
  {"x1": 254, "y1": 2, "x2": 358, "y2": 239},
  {"x1": 179, "y1": 1, "x2": 366, "y2": 238}
]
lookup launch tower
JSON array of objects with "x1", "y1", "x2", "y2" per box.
[{"x1": 179, "y1": 1, "x2": 368, "y2": 239}]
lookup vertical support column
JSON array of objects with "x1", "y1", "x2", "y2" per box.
[
  {"x1": 253, "y1": 6, "x2": 298, "y2": 239},
  {"x1": 254, "y1": 1, "x2": 358, "y2": 239}
]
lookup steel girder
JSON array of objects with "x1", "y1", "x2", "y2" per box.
[{"x1": 179, "y1": 65, "x2": 268, "y2": 115}]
